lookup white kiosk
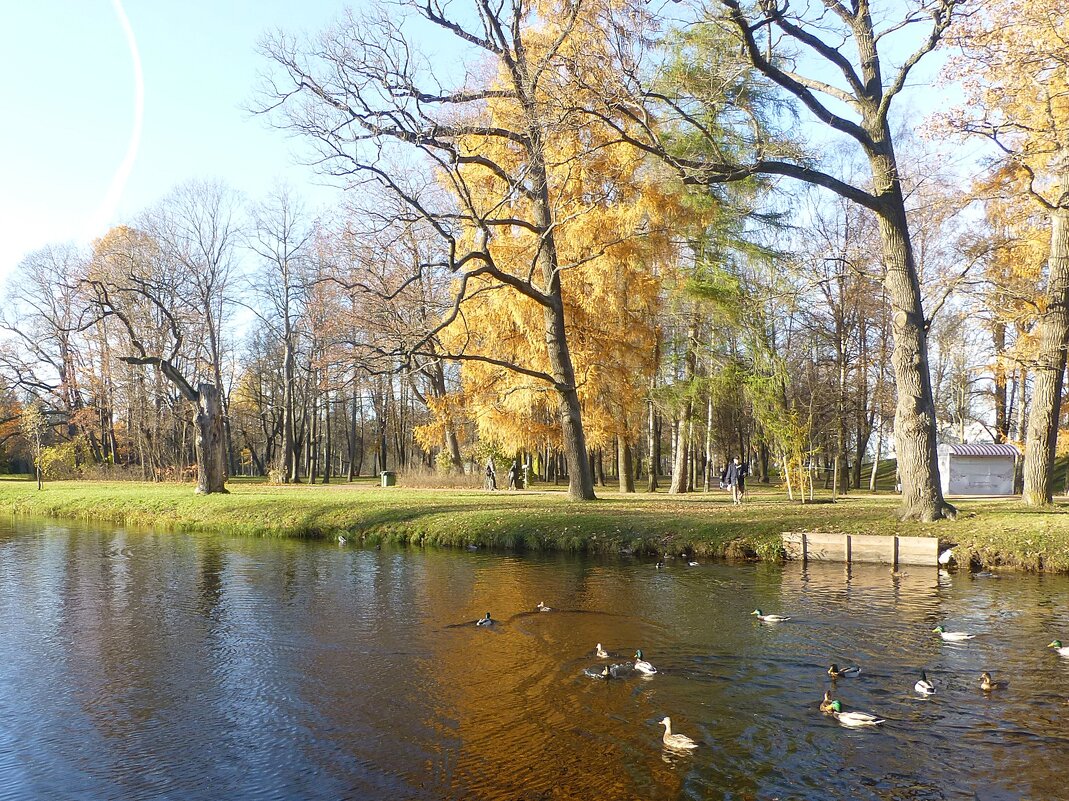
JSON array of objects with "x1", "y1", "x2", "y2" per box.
[{"x1": 937, "y1": 443, "x2": 1019, "y2": 496}]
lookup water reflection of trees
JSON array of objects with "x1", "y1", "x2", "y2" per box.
[{"x1": 6, "y1": 525, "x2": 1069, "y2": 800}]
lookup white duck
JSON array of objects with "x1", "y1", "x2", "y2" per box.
[
  {"x1": 659, "y1": 717, "x2": 699, "y2": 750},
  {"x1": 914, "y1": 671, "x2": 936, "y2": 695},
  {"x1": 752, "y1": 609, "x2": 791, "y2": 623},
  {"x1": 633, "y1": 649, "x2": 657, "y2": 675},
  {"x1": 595, "y1": 643, "x2": 609, "y2": 659},
  {"x1": 535, "y1": 601, "x2": 551, "y2": 612},
  {"x1": 933, "y1": 625, "x2": 975, "y2": 641}
]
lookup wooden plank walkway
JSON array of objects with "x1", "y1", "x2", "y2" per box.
[{"x1": 782, "y1": 532, "x2": 938, "y2": 567}]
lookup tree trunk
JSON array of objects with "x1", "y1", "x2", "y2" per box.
[
  {"x1": 669, "y1": 414, "x2": 690, "y2": 494},
  {"x1": 669, "y1": 315, "x2": 699, "y2": 494},
  {"x1": 194, "y1": 383, "x2": 229, "y2": 494},
  {"x1": 1023, "y1": 192, "x2": 1069, "y2": 506},
  {"x1": 872, "y1": 160, "x2": 955, "y2": 521},
  {"x1": 619, "y1": 436, "x2": 635, "y2": 493},
  {"x1": 323, "y1": 391, "x2": 332, "y2": 484},
  {"x1": 992, "y1": 319, "x2": 1009, "y2": 443},
  {"x1": 646, "y1": 397, "x2": 658, "y2": 492},
  {"x1": 347, "y1": 387, "x2": 358, "y2": 482},
  {"x1": 869, "y1": 420, "x2": 883, "y2": 492}
]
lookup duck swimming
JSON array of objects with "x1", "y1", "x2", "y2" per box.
[
  {"x1": 476, "y1": 612, "x2": 494, "y2": 627},
  {"x1": 819, "y1": 691, "x2": 837, "y2": 714},
  {"x1": 979, "y1": 672, "x2": 1006, "y2": 691},
  {"x1": 825, "y1": 700, "x2": 883, "y2": 727},
  {"x1": 933, "y1": 625, "x2": 974, "y2": 641},
  {"x1": 752, "y1": 609, "x2": 791, "y2": 623},
  {"x1": 831, "y1": 703, "x2": 884, "y2": 727},
  {"x1": 634, "y1": 650, "x2": 657, "y2": 675},
  {"x1": 595, "y1": 643, "x2": 609, "y2": 659},
  {"x1": 828, "y1": 664, "x2": 860, "y2": 679},
  {"x1": 535, "y1": 601, "x2": 551, "y2": 612},
  {"x1": 914, "y1": 671, "x2": 936, "y2": 695},
  {"x1": 658, "y1": 717, "x2": 699, "y2": 750},
  {"x1": 1048, "y1": 640, "x2": 1069, "y2": 656}
]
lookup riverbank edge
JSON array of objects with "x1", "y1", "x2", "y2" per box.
[
  {"x1": 0, "y1": 482, "x2": 1067, "y2": 572},
  {"x1": 0, "y1": 493, "x2": 784, "y2": 561}
]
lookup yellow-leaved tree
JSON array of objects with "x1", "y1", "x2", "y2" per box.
[
  {"x1": 431, "y1": 36, "x2": 689, "y2": 490},
  {"x1": 949, "y1": 0, "x2": 1069, "y2": 504},
  {"x1": 260, "y1": 0, "x2": 691, "y2": 499},
  {"x1": 972, "y1": 166, "x2": 1046, "y2": 446}
]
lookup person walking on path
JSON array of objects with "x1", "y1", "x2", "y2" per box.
[
  {"x1": 508, "y1": 460, "x2": 520, "y2": 490},
  {"x1": 485, "y1": 457, "x2": 497, "y2": 491},
  {"x1": 724, "y1": 457, "x2": 745, "y2": 505}
]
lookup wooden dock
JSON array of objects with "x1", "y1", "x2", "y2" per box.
[{"x1": 782, "y1": 532, "x2": 939, "y2": 567}]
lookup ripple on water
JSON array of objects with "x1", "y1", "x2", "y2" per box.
[{"x1": 1, "y1": 524, "x2": 1068, "y2": 800}]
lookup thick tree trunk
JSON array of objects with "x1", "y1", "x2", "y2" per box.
[
  {"x1": 445, "y1": 427, "x2": 463, "y2": 469},
  {"x1": 853, "y1": 422, "x2": 871, "y2": 491},
  {"x1": 1023, "y1": 194, "x2": 1069, "y2": 506},
  {"x1": 669, "y1": 414, "x2": 691, "y2": 494},
  {"x1": 872, "y1": 162, "x2": 954, "y2": 521},
  {"x1": 194, "y1": 383, "x2": 228, "y2": 495},
  {"x1": 541, "y1": 282, "x2": 595, "y2": 500}
]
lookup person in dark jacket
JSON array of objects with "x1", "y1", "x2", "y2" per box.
[
  {"x1": 724, "y1": 457, "x2": 745, "y2": 505},
  {"x1": 508, "y1": 460, "x2": 520, "y2": 490}
]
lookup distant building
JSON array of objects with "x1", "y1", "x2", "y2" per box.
[{"x1": 937, "y1": 443, "x2": 1019, "y2": 496}]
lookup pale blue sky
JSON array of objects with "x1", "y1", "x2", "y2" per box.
[
  {"x1": 0, "y1": 1, "x2": 977, "y2": 283},
  {"x1": 0, "y1": 0, "x2": 356, "y2": 279}
]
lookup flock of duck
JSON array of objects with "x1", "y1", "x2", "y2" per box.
[
  {"x1": 473, "y1": 602, "x2": 695, "y2": 749},
  {"x1": 473, "y1": 600, "x2": 1069, "y2": 750},
  {"x1": 817, "y1": 625, "x2": 1069, "y2": 727}
]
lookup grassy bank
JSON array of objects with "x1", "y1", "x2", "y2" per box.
[{"x1": 1, "y1": 478, "x2": 1069, "y2": 571}]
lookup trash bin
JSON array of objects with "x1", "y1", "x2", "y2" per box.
[{"x1": 380, "y1": 471, "x2": 397, "y2": 488}]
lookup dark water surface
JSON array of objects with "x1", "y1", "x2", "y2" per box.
[{"x1": 1, "y1": 518, "x2": 1068, "y2": 800}]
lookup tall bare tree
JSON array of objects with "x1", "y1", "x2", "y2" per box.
[{"x1": 595, "y1": 0, "x2": 962, "y2": 520}]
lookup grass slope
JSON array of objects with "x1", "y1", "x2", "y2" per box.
[{"x1": 2, "y1": 478, "x2": 1069, "y2": 570}]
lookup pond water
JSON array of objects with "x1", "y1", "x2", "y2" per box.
[{"x1": 1, "y1": 518, "x2": 1068, "y2": 800}]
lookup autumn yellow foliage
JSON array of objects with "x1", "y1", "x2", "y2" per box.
[{"x1": 417, "y1": 6, "x2": 696, "y2": 454}]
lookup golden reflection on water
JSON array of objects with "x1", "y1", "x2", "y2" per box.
[{"x1": 1, "y1": 523, "x2": 1069, "y2": 801}]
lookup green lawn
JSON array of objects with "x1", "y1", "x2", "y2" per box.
[{"x1": 2, "y1": 476, "x2": 1069, "y2": 571}]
